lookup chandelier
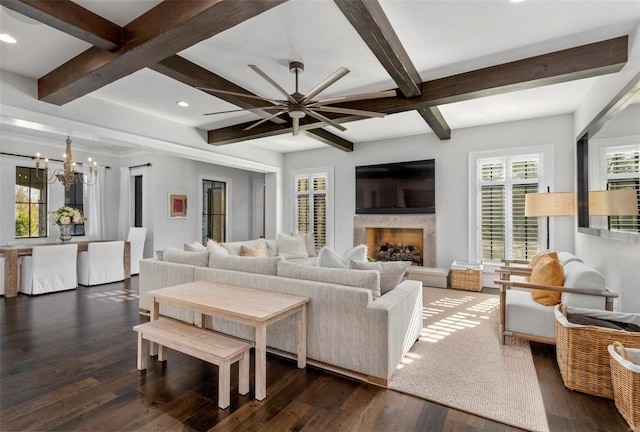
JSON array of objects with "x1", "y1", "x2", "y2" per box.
[{"x1": 35, "y1": 137, "x2": 99, "y2": 190}]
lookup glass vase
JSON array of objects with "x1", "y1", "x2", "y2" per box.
[{"x1": 59, "y1": 224, "x2": 74, "y2": 242}]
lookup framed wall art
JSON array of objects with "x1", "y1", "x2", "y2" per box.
[{"x1": 168, "y1": 193, "x2": 187, "y2": 218}]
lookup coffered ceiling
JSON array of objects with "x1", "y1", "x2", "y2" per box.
[{"x1": 0, "y1": 0, "x2": 639, "y2": 155}]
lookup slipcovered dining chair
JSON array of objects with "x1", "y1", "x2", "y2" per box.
[
  {"x1": 77, "y1": 241, "x2": 125, "y2": 286},
  {"x1": 20, "y1": 244, "x2": 78, "y2": 295},
  {"x1": 127, "y1": 227, "x2": 147, "y2": 275}
]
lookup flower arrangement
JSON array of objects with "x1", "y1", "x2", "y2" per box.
[{"x1": 48, "y1": 206, "x2": 86, "y2": 226}]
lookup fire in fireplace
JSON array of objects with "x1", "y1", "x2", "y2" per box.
[{"x1": 366, "y1": 228, "x2": 423, "y2": 266}]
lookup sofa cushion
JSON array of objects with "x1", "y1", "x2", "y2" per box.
[
  {"x1": 222, "y1": 238, "x2": 267, "y2": 256},
  {"x1": 562, "y1": 260, "x2": 605, "y2": 289},
  {"x1": 557, "y1": 251, "x2": 582, "y2": 267},
  {"x1": 240, "y1": 244, "x2": 267, "y2": 257},
  {"x1": 163, "y1": 247, "x2": 209, "y2": 267},
  {"x1": 296, "y1": 232, "x2": 317, "y2": 257},
  {"x1": 209, "y1": 254, "x2": 281, "y2": 275},
  {"x1": 183, "y1": 241, "x2": 206, "y2": 252},
  {"x1": 277, "y1": 233, "x2": 309, "y2": 259},
  {"x1": 349, "y1": 260, "x2": 411, "y2": 295},
  {"x1": 530, "y1": 255, "x2": 564, "y2": 306},
  {"x1": 206, "y1": 240, "x2": 229, "y2": 256},
  {"x1": 277, "y1": 260, "x2": 381, "y2": 297}
]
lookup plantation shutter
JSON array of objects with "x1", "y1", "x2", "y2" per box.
[
  {"x1": 478, "y1": 155, "x2": 540, "y2": 261},
  {"x1": 607, "y1": 149, "x2": 639, "y2": 233},
  {"x1": 481, "y1": 184, "x2": 505, "y2": 260},
  {"x1": 295, "y1": 173, "x2": 328, "y2": 249}
]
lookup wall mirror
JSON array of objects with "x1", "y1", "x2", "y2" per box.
[{"x1": 577, "y1": 72, "x2": 640, "y2": 242}]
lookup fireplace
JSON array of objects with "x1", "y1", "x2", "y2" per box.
[
  {"x1": 354, "y1": 214, "x2": 436, "y2": 268},
  {"x1": 366, "y1": 228, "x2": 423, "y2": 265}
]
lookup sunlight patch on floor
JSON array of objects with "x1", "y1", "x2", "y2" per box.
[
  {"x1": 84, "y1": 289, "x2": 139, "y2": 303},
  {"x1": 418, "y1": 301, "x2": 488, "y2": 344}
]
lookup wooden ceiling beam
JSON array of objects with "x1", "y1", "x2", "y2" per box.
[
  {"x1": 1, "y1": 0, "x2": 122, "y2": 51},
  {"x1": 207, "y1": 36, "x2": 627, "y2": 144},
  {"x1": 37, "y1": 0, "x2": 287, "y2": 105},
  {"x1": 338, "y1": 35, "x2": 629, "y2": 113},
  {"x1": 153, "y1": 55, "x2": 353, "y2": 149},
  {"x1": 334, "y1": 0, "x2": 450, "y2": 140}
]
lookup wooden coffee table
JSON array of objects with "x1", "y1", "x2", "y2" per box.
[{"x1": 147, "y1": 280, "x2": 310, "y2": 401}]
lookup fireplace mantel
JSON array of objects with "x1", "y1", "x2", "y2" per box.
[{"x1": 353, "y1": 215, "x2": 436, "y2": 268}]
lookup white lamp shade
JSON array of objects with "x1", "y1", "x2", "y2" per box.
[
  {"x1": 589, "y1": 189, "x2": 638, "y2": 216},
  {"x1": 524, "y1": 192, "x2": 575, "y2": 217}
]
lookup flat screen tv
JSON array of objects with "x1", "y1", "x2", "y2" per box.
[{"x1": 356, "y1": 159, "x2": 435, "y2": 214}]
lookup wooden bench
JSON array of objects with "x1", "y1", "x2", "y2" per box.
[{"x1": 133, "y1": 319, "x2": 251, "y2": 409}]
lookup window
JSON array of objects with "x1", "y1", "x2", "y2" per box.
[
  {"x1": 294, "y1": 171, "x2": 329, "y2": 250},
  {"x1": 65, "y1": 172, "x2": 85, "y2": 236},
  {"x1": 477, "y1": 155, "x2": 540, "y2": 261},
  {"x1": 606, "y1": 148, "x2": 639, "y2": 233},
  {"x1": 15, "y1": 167, "x2": 48, "y2": 238},
  {"x1": 134, "y1": 175, "x2": 143, "y2": 228},
  {"x1": 202, "y1": 180, "x2": 226, "y2": 244}
]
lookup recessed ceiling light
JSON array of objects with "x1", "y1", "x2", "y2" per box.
[
  {"x1": 509, "y1": 0, "x2": 526, "y2": 3},
  {"x1": 0, "y1": 34, "x2": 17, "y2": 44},
  {"x1": 176, "y1": 101, "x2": 189, "y2": 108}
]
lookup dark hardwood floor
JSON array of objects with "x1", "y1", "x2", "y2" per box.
[{"x1": 0, "y1": 279, "x2": 629, "y2": 432}]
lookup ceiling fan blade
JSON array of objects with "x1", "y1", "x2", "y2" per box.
[
  {"x1": 249, "y1": 65, "x2": 297, "y2": 104},
  {"x1": 293, "y1": 117, "x2": 300, "y2": 136},
  {"x1": 307, "y1": 110, "x2": 347, "y2": 132},
  {"x1": 197, "y1": 87, "x2": 283, "y2": 104},
  {"x1": 243, "y1": 109, "x2": 287, "y2": 131},
  {"x1": 310, "y1": 89, "x2": 397, "y2": 106},
  {"x1": 301, "y1": 67, "x2": 350, "y2": 104},
  {"x1": 311, "y1": 106, "x2": 386, "y2": 118},
  {"x1": 202, "y1": 106, "x2": 281, "y2": 116}
]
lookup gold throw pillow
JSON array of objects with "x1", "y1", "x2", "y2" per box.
[
  {"x1": 529, "y1": 250, "x2": 558, "y2": 269},
  {"x1": 240, "y1": 244, "x2": 267, "y2": 257},
  {"x1": 530, "y1": 255, "x2": 564, "y2": 306}
]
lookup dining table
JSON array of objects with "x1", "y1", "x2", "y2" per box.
[{"x1": 1, "y1": 240, "x2": 130, "y2": 297}]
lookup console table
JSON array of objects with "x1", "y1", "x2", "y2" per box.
[
  {"x1": 147, "y1": 280, "x2": 309, "y2": 401},
  {"x1": 1, "y1": 241, "x2": 130, "y2": 297}
]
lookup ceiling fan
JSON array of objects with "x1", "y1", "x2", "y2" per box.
[{"x1": 198, "y1": 61, "x2": 396, "y2": 136}]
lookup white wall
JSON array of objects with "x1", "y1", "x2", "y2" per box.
[
  {"x1": 149, "y1": 153, "x2": 263, "y2": 251},
  {"x1": 283, "y1": 114, "x2": 576, "y2": 268},
  {"x1": 572, "y1": 21, "x2": 640, "y2": 313}
]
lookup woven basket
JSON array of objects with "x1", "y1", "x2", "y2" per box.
[
  {"x1": 450, "y1": 268, "x2": 482, "y2": 291},
  {"x1": 555, "y1": 304, "x2": 640, "y2": 399},
  {"x1": 609, "y1": 342, "x2": 640, "y2": 431}
]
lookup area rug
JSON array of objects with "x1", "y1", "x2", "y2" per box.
[{"x1": 389, "y1": 288, "x2": 549, "y2": 432}]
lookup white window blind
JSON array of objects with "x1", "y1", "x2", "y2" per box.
[
  {"x1": 295, "y1": 173, "x2": 328, "y2": 249},
  {"x1": 607, "y1": 148, "x2": 639, "y2": 233},
  {"x1": 478, "y1": 155, "x2": 540, "y2": 261}
]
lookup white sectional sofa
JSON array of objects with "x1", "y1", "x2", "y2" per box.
[{"x1": 139, "y1": 251, "x2": 423, "y2": 385}]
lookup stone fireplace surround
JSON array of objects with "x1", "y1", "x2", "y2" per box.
[{"x1": 353, "y1": 214, "x2": 436, "y2": 269}]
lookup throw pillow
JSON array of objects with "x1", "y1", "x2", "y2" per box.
[
  {"x1": 264, "y1": 238, "x2": 279, "y2": 257},
  {"x1": 221, "y1": 238, "x2": 267, "y2": 256},
  {"x1": 240, "y1": 244, "x2": 267, "y2": 257},
  {"x1": 290, "y1": 232, "x2": 317, "y2": 257},
  {"x1": 183, "y1": 241, "x2": 206, "y2": 252},
  {"x1": 155, "y1": 249, "x2": 164, "y2": 260},
  {"x1": 341, "y1": 244, "x2": 367, "y2": 263},
  {"x1": 529, "y1": 250, "x2": 558, "y2": 269},
  {"x1": 163, "y1": 247, "x2": 209, "y2": 267},
  {"x1": 530, "y1": 255, "x2": 564, "y2": 306},
  {"x1": 317, "y1": 246, "x2": 347, "y2": 268},
  {"x1": 349, "y1": 260, "x2": 411, "y2": 295},
  {"x1": 277, "y1": 233, "x2": 309, "y2": 259},
  {"x1": 206, "y1": 240, "x2": 229, "y2": 256}
]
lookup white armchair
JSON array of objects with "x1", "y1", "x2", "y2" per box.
[
  {"x1": 77, "y1": 241, "x2": 125, "y2": 286},
  {"x1": 21, "y1": 244, "x2": 78, "y2": 295},
  {"x1": 127, "y1": 227, "x2": 147, "y2": 275}
]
